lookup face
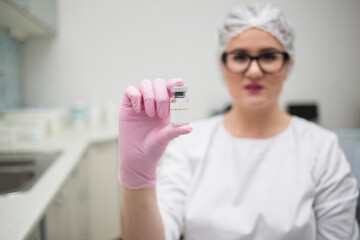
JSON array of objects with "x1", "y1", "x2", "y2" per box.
[{"x1": 222, "y1": 28, "x2": 291, "y2": 111}]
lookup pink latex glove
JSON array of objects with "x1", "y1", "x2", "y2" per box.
[{"x1": 118, "y1": 78, "x2": 193, "y2": 189}]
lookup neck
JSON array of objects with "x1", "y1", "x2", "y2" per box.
[{"x1": 223, "y1": 102, "x2": 291, "y2": 138}]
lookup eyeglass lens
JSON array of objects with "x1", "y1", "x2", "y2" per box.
[{"x1": 225, "y1": 53, "x2": 286, "y2": 73}]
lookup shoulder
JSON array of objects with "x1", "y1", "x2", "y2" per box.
[
  {"x1": 289, "y1": 117, "x2": 351, "y2": 185},
  {"x1": 290, "y1": 116, "x2": 345, "y2": 173},
  {"x1": 290, "y1": 116, "x2": 339, "y2": 148}
]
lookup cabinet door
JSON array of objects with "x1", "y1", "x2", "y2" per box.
[
  {"x1": 46, "y1": 156, "x2": 90, "y2": 240},
  {"x1": 68, "y1": 164, "x2": 82, "y2": 240},
  {"x1": 28, "y1": 0, "x2": 57, "y2": 30},
  {"x1": 45, "y1": 179, "x2": 73, "y2": 240},
  {"x1": 76, "y1": 153, "x2": 91, "y2": 240},
  {"x1": 88, "y1": 140, "x2": 121, "y2": 240},
  {"x1": 0, "y1": 0, "x2": 57, "y2": 37}
]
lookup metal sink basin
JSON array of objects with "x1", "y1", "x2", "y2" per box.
[{"x1": 0, "y1": 151, "x2": 61, "y2": 195}]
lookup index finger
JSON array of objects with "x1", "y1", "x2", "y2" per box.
[
  {"x1": 153, "y1": 78, "x2": 169, "y2": 119},
  {"x1": 166, "y1": 78, "x2": 184, "y2": 96},
  {"x1": 123, "y1": 86, "x2": 142, "y2": 113}
]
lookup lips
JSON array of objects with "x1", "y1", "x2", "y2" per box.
[{"x1": 244, "y1": 83, "x2": 263, "y2": 92}]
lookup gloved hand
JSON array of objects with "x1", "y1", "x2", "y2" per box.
[{"x1": 118, "y1": 78, "x2": 193, "y2": 189}]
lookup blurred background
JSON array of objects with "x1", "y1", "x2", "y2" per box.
[
  {"x1": 1, "y1": 0, "x2": 360, "y2": 239},
  {"x1": 1, "y1": 0, "x2": 359, "y2": 128}
]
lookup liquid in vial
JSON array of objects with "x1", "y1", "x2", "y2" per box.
[{"x1": 170, "y1": 86, "x2": 190, "y2": 125}]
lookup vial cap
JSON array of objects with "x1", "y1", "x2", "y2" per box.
[{"x1": 171, "y1": 86, "x2": 187, "y2": 93}]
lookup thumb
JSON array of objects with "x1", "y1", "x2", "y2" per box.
[{"x1": 157, "y1": 124, "x2": 193, "y2": 147}]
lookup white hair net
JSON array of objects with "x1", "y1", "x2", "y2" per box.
[{"x1": 218, "y1": 3, "x2": 295, "y2": 58}]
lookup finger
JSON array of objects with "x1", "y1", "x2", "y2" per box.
[
  {"x1": 153, "y1": 78, "x2": 169, "y2": 119},
  {"x1": 166, "y1": 78, "x2": 184, "y2": 97},
  {"x1": 123, "y1": 86, "x2": 142, "y2": 113},
  {"x1": 139, "y1": 79, "x2": 156, "y2": 117},
  {"x1": 157, "y1": 124, "x2": 193, "y2": 147}
]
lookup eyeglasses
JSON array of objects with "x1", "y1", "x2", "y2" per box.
[{"x1": 221, "y1": 51, "x2": 290, "y2": 74}]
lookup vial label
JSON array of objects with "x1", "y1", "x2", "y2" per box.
[{"x1": 170, "y1": 101, "x2": 190, "y2": 125}]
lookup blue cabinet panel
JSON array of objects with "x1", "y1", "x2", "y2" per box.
[{"x1": 0, "y1": 27, "x2": 22, "y2": 111}]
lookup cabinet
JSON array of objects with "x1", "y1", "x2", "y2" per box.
[
  {"x1": 87, "y1": 140, "x2": 121, "y2": 240},
  {"x1": 45, "y1": 153, "x2": 90, "y2": 240},
  {"x1": 45, "y1": 139, "x2": 121, "y2": 240},
  {"x1": 0, "y1": 0, "x2": 57, "y2": 39}
]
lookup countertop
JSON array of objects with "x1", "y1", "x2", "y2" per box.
[{"x1": 0, "y1": 126, "x2": 118, "y2": 240}]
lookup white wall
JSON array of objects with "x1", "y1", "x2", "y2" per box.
[{"x1": 23, "y1": 0, "x2": 360, "y2": 129}]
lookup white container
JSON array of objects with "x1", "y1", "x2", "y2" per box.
[
  {"x1": 72, "y1": 102, "x2": 87, "y2": 129},
  {"x1": 2, "y1": 108, "x2": 67, "y2": 140},
  {"x1": 170, "y1": 86, "x2": 190, "y2": 125}
]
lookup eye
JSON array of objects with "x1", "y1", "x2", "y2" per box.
[
  {"x1": 260, "y1": 53, "x2": 278, "y2": 62},
  {"x1": 231, "y1": 54, "x2": 248, "y2": 62}
]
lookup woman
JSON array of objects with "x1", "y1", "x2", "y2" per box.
[{"x1": 118, "y1": 3, "x2": 359, "y2": 240}]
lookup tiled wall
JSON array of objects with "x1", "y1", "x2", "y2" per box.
[{"x1": 0, "y1": 27, "x2": 22, "y2": 111}]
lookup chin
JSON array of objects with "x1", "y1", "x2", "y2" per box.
[{"x1": 239, "y1": 99, "x2": 272, "y2": 110}]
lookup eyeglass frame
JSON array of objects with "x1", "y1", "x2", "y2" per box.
[{"x1": 221, "y1": 51, "x2": 290, "y2": 74}]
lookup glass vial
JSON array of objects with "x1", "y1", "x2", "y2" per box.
[{"x1": 170, "y1": 86, "x2": 190, "y2": 125}]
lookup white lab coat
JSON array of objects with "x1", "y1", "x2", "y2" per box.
[{"x1": 156, "y1": 115, "x2": 359, "y2": 240}]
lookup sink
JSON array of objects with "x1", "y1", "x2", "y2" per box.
[{"x1": 0, "y1": 151, "x2": 61, "y2": 195}]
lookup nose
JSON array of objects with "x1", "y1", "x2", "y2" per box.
[{"x1": 245, "y1": 59, "x2": 263, "y2": 79}]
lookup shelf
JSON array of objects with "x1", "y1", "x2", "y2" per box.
[{"x1": 0, "y1": 0, "x2": 56, "y2": 40}]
